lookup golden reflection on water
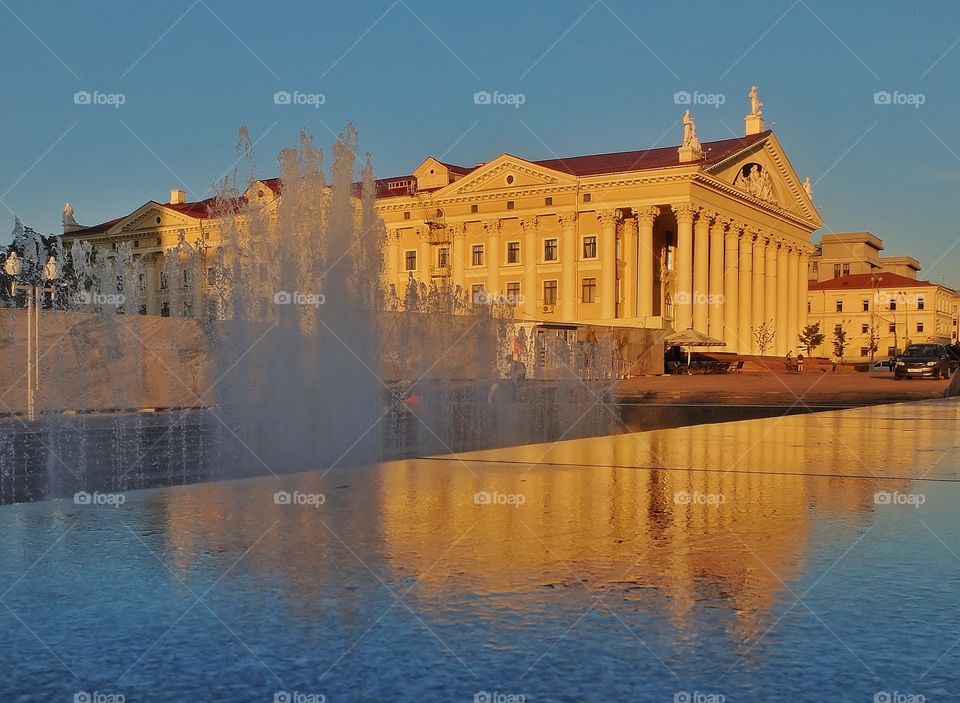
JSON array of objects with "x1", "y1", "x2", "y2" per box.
[{"x1": 159, "y1": 404, "x2": 954, "y2": 640}]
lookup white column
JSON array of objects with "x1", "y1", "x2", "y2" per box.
[
  {"x1": 787, "y1": 246, "x2": 800, "y2": 355},
  {"x1": 622, "y1": 215, "x2": 638, "y2": 319},
  {"x1": 738, "y1": 231, "x2": 754, "y2": 354},
  {"x1": 450, "y1": 223, "x2": 466, "y2": 292},
  {"x1": 635, "y1": 206, "x2": 659, "y2": 324},
  {"x1": 560, "y1": 213, "x2": 577, "y2": 321},
  {"x1": 775, "y1": 240, "x2": 789, "y2": 355},
  {"x1": 798, "y1": 248, "x2": 809, "y2": 343},
  {"x1": 693, "y1": 210, "x2": 711, "y2": 333},
  {"x1": 485, "y1": 220, "x2": 501, "y2": 294},
  {"x1": 751, "y1": 232, "x2": 766, "y2": 354},
  {"x1": 597, "y1": 209, "x2": 621, "y2": 320},
  {"x1": 673, "y1": 203, "x2": 697, "y2": 330},
  {"x1": 521, "y1": 216, "x2": 538, "y2": 319},
  {"x1": 708, "y1": 217, "x2": 726, "y2": 342},
  {"x1": 723, "y1": 224, "x2": 740, "y2": 349},
  {"x1": 765, "y1": 237, "x2": 778, "y2": 353}
]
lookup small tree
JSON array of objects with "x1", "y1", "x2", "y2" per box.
[
  {"x1": 866, "y1": 324, "x2": 880, "y2": 362},
  {"x1": 753, "y1": 320, "x2": 776, "y2": 356},
  {"x1": 832, "y1": 324, "x2": 849, "y2": 360},
  {"x1": 798, "y1": 322, "x2": 824, "y2": 356}
]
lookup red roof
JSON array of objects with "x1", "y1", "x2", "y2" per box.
[
  {"x1": 532, "y1": 131, "x2": 770, "y2": 176},
  {"x1": 809, "y1": 272, "x2": 944, "y2": 291}
]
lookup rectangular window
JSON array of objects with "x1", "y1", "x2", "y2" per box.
[
  {"x1": 582, "y1": 277, "x2": 597, "y2": 303},
  {"x1": 835, "y1": 300, "x2": 843, "y2": 313},
  {"x1": 918, "y1": 297, "x2": 925, "y2": 310},
  {"x1": 159, "y1": 271, "x2": 168, "y2": 290},
  {"x1": 472, "y1": 244, "x2": 484, "y2": 266},
  {"x1": 160, "y1": 302, "x2": 170, "y2": 317},
  {"x1": 582, "y1": 193, "x2": 591, "y2": 203},
  {"x1": 861, "y1": 324, "x2": 869, "y2": 334},
  {"x1": 507, "y1": 241, "x2": 520, "y2": 264},
  {"x1": 544, "y1": 197, "x2": 553, "y2": 206},
  {"x1": 843, "y1": 263, "x2": 850, "y2": 275},
  {"x1": 404, "y1": 250, "x2": 417, "y2": 271},
  {"x1": 583, "y1": 236, "x2": 597, "y2": 259},
  {"x1": 506, "y1": 201, "x2": 515, "y2": 210},
  {"x1": 862, "y1": 299, "x2": 869, "y2": 312},
  {"x1": 403, "y1": 211, "x2": 410, "y2": 220},
  {"x1": 917, "y1": 322, "x2": 924, "y2": 333},
  {"x1": 835, "y1": 324, "x2": 843, "y2": 334},
  {"x1": 887, "y1": 346, "x2": 897, "y2": 357},
  {"x1": 471, "y1": 204, "x2": 479, "y2": 214},
  {"x1": 834, "y1": 264, "x2": 841, "y2": 278},
  {"x1": 544, "y1": 239, "x2": 558, "y2": 261},
  {"x1": 860, "y1": 347, "x2": 869, "y2": 357},
  {"x1": 506, "y1": 281, "x2": 520, "y2": 301},
  {"x1": 471, "y1": 283, "x2": 485, "y2": 302},
  {"x1": 890, "y1": 299, "x2": 897, "y2": 311},
  {"x1": 438, "y1": 247, "x2": 449, "y2": 268},
  {"x1": 889, "y1": 323, "x2": 896, "y2": 333},
  {"x1": 543, "y1": 280, "x2": 558, "y2": 306}
]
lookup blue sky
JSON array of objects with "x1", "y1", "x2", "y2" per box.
[{"x1": 1, "y1": 0, "x2": 959, "y2": 285}]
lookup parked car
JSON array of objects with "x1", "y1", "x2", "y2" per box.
[{"x1": 894, "y1": 343, "x2": 953, "y2": 380}]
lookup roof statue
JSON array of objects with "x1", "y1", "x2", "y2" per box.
[{"x1": 748, "y1": 85, "x2": 763, "y2": 116}]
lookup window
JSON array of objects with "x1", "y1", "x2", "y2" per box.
[
  {"x1": 160, "y1": 302, "x2": 170, "y2": 317},
  {"x1": 133, "y1": 240, "x2": 139, "y2": 249},
  {"x1": 183, "y1": 269, "x2": 192, "y2": 288},
  {"x1": 918, "y1": 297, "x2": 925, "y2": 310},
  {"x1": 471, "y1": 283, "x2": 485, "y2": 303},
  {"x1": 438, "y1": 247, "x2": 449, "y2": 268},
  {"x1": 506, "y1": 201, "x2": 515, "y2": 210},
  {"x1": 583, "y1": 236, "x2": 597, "y2": 259},
  {"x1": 917, "y1": 322, "x2": 924, "y2": 333},
  {"x1": 887, "y1": 346, "x2": 897, "y2": 357},
  {"x1": 835, "y1": 300, "x2": 843, "y2": 313},
  {"x1": 507, "y1": 241, "x2": 520, "y2": 264},
  {"x1": 843, "y1": 263, "x2": 850, "y2": 275},
  {"x1": 834, "y1": 264, "x2": 841, "y2": 278},
  {"x1": 861, "y1": 324, "x2": 869, "y2": 334},
  {"x1": 860, "y1": 347, "x2": 869, "y2": 357},
  {"x1": 471, "y1": 204, "x2": 479, "y2": 214},
  {"x1": 582, "y1": 193, "x2": 591, "y2": 203},
  {"x1": 582, "y1": 277, "x2": 597, "y2": 303},
  {"x1": 813, "y1": 262, "x2": 819, "y2": 273},
  {"x1": 404, "y1": 250, "x2": 417, "y2": 271},
  {"x1": 506, "y1": 281, "x2": 520, "y2": 301},
  {"x1": 835, "y1": 324, "x2": 843, "y2": 334},
  {"x1": 472, "y1": 244, "x2": 484, "y2": 266},
  {"x1": 138, "y1": 304, "x2": 147, "y2": 316},
  {"x1": 544, "y1": 197, "x2": 553, "y2": 206},
  {"x1": 544, "y1": 239, "x2": 558, "y2": 261},
  {"x1": 543, "y1": 280, "x2": 558, "y2": 306},
  {"x1": 890, "y1": 299, "x2": 897, "y2": 311},
  {"x1": 403, "y1": 211, "x2": 410, "y2": 220},
  {"x1": 159, "y1": 271, "x2": 168, "y2": 290},
  {"x1": 889, "y1": 323, "x2": 896, "y2": 333},
  {"x1": 862, "y1": 299, "x2": 870, "y2": 312}
]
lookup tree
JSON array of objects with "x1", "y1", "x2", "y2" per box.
[
  {"x1": 832, "y1": 324, "x2": 849, "y2": 360},
  {"x1": 866, "y1": 324, "x2": 880, "y2": 362},
  {"x1": 753, "y1": 320, "x2": 776, "y2": 356},
  {"x1": 798, "y1": 322, "x2": 824, "y2": 356}
]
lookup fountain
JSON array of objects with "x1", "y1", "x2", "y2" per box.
[{"x1": 0, "y1": 127, "x2": 619, "y2": 504}]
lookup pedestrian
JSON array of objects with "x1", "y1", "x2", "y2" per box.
[{"x1": 796, "y1": 353, "x2": 804, "y2": 373}]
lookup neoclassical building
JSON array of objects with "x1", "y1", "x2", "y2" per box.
[{"x1": 62, "y1": 89, "x2": 821, "y2": 355}]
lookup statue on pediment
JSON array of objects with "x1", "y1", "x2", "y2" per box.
[
  {"x1": 748, "y1": 85, "x2": 763, "y2": 117},
  {"x1": 682, "y1": 109, "x2": 701, "y2": 151},
  {"x1": 803, "y1": 177, "x2": 813, "y2": 199},
  {"x1": 735, "y1": 163, "x2": 776, "y2": 204}
]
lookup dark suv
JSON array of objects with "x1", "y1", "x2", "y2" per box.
[{"x1": 894, "y1": 343, "x2": 953, "y2": 380}]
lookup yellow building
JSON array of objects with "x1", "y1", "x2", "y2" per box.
[
  {"x1": 808, "y1": 231, "x2": 920, "y2": 283},
  {"x1": 808, "y1": 272, "x2": 957, "y2": 360},
  {"x1": 63, "y1": 89, "x2": 822, "y2": 355}
]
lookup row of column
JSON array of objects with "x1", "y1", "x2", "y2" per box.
[{"x1": 671, "y1": 205, "x2": 810, "y2": 355}]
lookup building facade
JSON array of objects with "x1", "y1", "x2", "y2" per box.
[
  {"x1": 808, "y1": 231, "x2": 920, "y2": 283},
  {"x1": 63, "y1": 92, "x2": 822, "y2": 355}
]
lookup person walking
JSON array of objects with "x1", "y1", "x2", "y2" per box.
[{"x1": 796, "y1": 353, "x2": 804, "y2": 373}]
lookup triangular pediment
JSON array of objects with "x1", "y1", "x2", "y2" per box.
[
  {"x1": 111, "y1": 202, "x2": 201, "y2": 234},
  {"x1": 706, "y1": 133, "x2": 822, "y2": 228},
  {"x1": 435, "y1": 154, "x2": 578, "y2": 197}
]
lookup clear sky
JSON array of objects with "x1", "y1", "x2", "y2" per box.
[{"x1": 1, "y1": 0, "x2": 958, "y2": 286}]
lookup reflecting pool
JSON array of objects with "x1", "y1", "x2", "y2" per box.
[{"x1": 2, "y1": 399, "x2": 958, "y2": 701}]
